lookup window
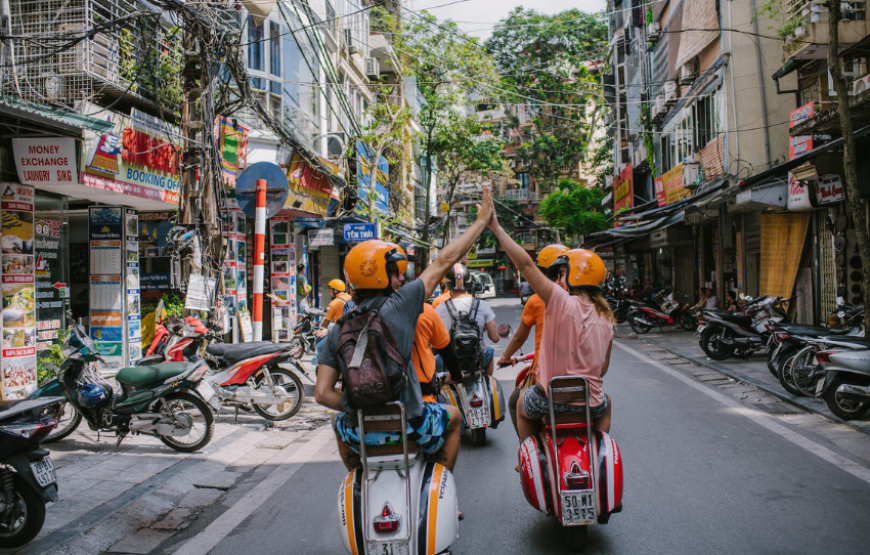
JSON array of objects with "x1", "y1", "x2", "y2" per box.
[
  {"x1": 695, "y1": 89, "x2": 722, "y2": 149},
  {"x1": 516, "y1": 172, "x2": 530, "y2": 189},
  {"x1": 248, "y1": 18, "x2": 264, "y2": 71},
  {"x1": 269, "y1": 22, "x2": 281, "y2": 95},
  {"x1": 659, "y1": 109, "x2": 695, "y2": 172}
]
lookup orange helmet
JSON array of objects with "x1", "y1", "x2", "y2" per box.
[
  {"x1": 550, "y1": 249, "x2": 607, "y2": 291},
  {"x1": 536, "y1": 244, "x2": 569, "y2": 270},
  {"x1": 344, "y1": 240, "x2": 407, "y2": 291},
  {"x1": 327, "y1": 279, "x2": 346, "y2": 292}
]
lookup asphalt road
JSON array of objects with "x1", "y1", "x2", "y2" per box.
[{"x1": 171, "y1": 297, "x2": 870, "y2": 555}]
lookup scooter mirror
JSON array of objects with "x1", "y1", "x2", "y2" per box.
[{"x1": 497, "y1": 324, "x2": 513, "y2": 338}]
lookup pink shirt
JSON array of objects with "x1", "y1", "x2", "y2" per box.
[{"x1": 537, "y1": 286, "x2": 613, "y2": 406}]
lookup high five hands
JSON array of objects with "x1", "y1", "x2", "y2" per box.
[{"x1": 475, "y1": 186, "x2": 500, "y2": 231}]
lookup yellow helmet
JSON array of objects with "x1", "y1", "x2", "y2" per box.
[
  {"x1": 536, "y1": 244, "x2": 569, "y2": 270},
  {"x1": 550, "y1": 249, "x2": 607, "y2": 291},
  {"x1": 327, "y1": 279, "x2": 346, "y2": 292},
  {"x1": 344, "y1": 240, "x2": 407, "y2": 290}
]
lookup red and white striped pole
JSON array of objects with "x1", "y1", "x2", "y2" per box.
[{"x1": 252, "y1": 178, "x2": 267, "y2": 341}]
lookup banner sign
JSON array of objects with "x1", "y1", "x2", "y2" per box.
[
  {"x1": 125, "y1": 209, "x2": 141, "y2": 362},
  {"x1": 654, "y1": 163, "x2": 689, "y2": 207},
  {"x1": 82, "y1": 108, "x2": 181, "y2": 205},
  {"x1": 89, "y1": 207, "x2": 124, "y2": 372},
  {"x1": 613, "y1": 164, "x2": 633, "y2": 227},
  {"x1": 789, "y1": 103, "x2": 814, "y2": 160},
  {"x1": 216, "y1": 116, "x2": 249, "y2": 186},
  {"x1": 787, "y1": 172, "x2": 814, "y2": 211},
  {"x1": 343, "y1": 223, "x2": 377, "y2": 242},
  {"x1": 285, "y1": 152, "x2": 335, "y2": 216},
  {"x1": 12, "y1": 137, "x2": 77, "y2": 186},
  {"x1": 270, "y1": 217, "x2": 297, "y2": 341},
  {"x1": 308, "y1": 229, "x2": 334, "y2": 247},
  {"x1": 815, "y1": 174, "x2": 846, "y2": 205},
  {"x1": 356, "y1": 142, "x2": 389, "y2": 217},
  {"x1": 467, "y1": 259, "x2": 494, "y2": 268},
  {"x1": 34, "y1": 214, "x2": 66, "y2": 355},
  {"x1": 1, "y1": 184, "x2": 38, "y2": 399}
]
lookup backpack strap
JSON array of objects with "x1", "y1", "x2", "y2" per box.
[
  {"x1": 335, "y1": 295, "x2": 387, "y2": 327},
  {"x1": 469, "y1": 297, "x2": 481, "y2": 322},
  {"x1": 348, "y1": 312, "x2": 378, "y2": 368},
  {"x1": 444, "y1": 298, "x2": 458, "y2": 320}
]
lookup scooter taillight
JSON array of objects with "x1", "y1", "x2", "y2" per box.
[
  {"x1": 564, "y1": 462, "x2": 590, "y2": 490},
  {"x1": 816, "y1": 351, "x2": 834, "y2": 363},
  {"x1": 0, "y1": 419, "x2": 57, "y2": 440},
  {"x1": 774, "y1": 332, "x2": 789, "y2": 342},
  {"x1": 373, "y1": 503, "x2": 401, "y2": 534},
  {"x1": 469, "y1": 393, "x2": 484, "y2": 408}
]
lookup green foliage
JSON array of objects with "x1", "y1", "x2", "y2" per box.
[
  {"x1": 370, "y1": 6, "x2": 397, "y2": 34},
  {"x1": 539, "y1": 180, "x2": 609, "y2": 239},
  {"x1": 36, "y1": 327, "x2": 68, "y2": 384},
  {"x1": 158, "y1": 27, "x2": 183, "y2": 111},
  {"x1": 162, "y1": 293, "x2": 184, "y2": 317},
  {"x1": 119, "y1": 28, "x2": 138, "y2": 93},
  {"x1": 590, "y1": 133, "x2": 614, "y2": 187},
  {"x1": 485, "y1": 8, "x2": 608, "y2": 190}
]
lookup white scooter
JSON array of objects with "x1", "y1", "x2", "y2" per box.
[
  {"x1": 338, "y1": 402, "x2": 459, "y2": 555},
  {"x1": 440, "y1": 370, "x2": 506, "y2": 446}
]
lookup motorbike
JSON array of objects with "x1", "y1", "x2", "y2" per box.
[
  {"x1": 337, "y1": 402, "x2": 459, "y2": 555},
  {"x1": 518, "y1": 375, "x2": 623, "y2": 552},
  {"x1": 31, "y1": 315, "x2": 216, "y2": 452},
  {"x1": 138, "y1": 316, "x2": 308, "y2": 422},
  {"x1": 782, "y1": 334, "x2": 870, "y2": 398},
  {"x1": 0, "y1": 397, "x2": 62, "y2": 547},
  {"x1": 696, "y1": 296, "x2": 791, "y2": 361},
  {"x1": 626, "y1": 291, "x2": 695, "y2": 334},
  {"x1": 606, "y1": 296, "x2": 631, "y2": 325},
  {"x1": 293, "y1": 308, "x2": 326, "y2": 355},
  {"x1": 816, "y1": 347, "x2": 870, "y2": 420}
]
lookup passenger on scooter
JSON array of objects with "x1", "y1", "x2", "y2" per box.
[
  {"x1": 498, "y1": 244, "x2": 568, "y2": 433},
  {"x1": 314, "y1": 188, "x2": 495, "y2": 473},
  {"x1": 431, "y1": 279, "x2": 451, "y2": 308},
  {"x1": 413, "y1": 303, "x2": 464, "y2": 401},
  {"x1": 312, "y1": 280, "x2": 353, "y2": 366},
  {"x1": 435, "y1": 263, "x2": 500, "y2": 376},
  {"x1": 485, "y1": 202, "x2": 614, "y2": 442}
]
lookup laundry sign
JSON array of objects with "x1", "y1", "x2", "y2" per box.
[{"x1": 12, "y1": 137, "x2": 77, "y2": 186}]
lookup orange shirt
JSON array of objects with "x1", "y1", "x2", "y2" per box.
[
  {"x1": 324, "y1": 292, "x2": 352, "y2": 323},
  {"x1": 431, "y1": 291, "x2": 451, "y2": 309},
  {"x1": 521, "y1": 294, "x2": 546, "y2": 354},
  {"x1": 413, "y1": 304, "x2": 451, "y2": 403}
]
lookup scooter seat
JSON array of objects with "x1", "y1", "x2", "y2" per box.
[
  {"x1": 819, "y1": 336, "x2": 870, "y2": 348},
  {"x1": 116, "y1": 362, "x2": 193, "y2": 387},
  {"x1": 718, "y1": 313, "x2": 753, "y2": 327},
  {"x1": 778, "y1": 324, "x2": 850, "y2": 337},
  {"x1": 206, "y1": 342, "x2": 288, "y2": 364}
]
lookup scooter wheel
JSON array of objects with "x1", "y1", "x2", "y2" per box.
[
  {"x1": 252, "y1": 368, "x2": 305, "y2": 421},
  {"x1": 44, "y1": 401, "x2": 82, "y2": 443},
  {"x1": 628, "y1": 314, "x2": 652, "y2": 334},
  {"x1": 565, "y1": 525, "x2": 587, "y2": 552},
  {"x1": 700, "y1": 328, "x2": 733, "y2": 361},
  {"x1": 824, "y1": 379, "x2": 870, "y2": 420},
  {"x1": 471, "y1": 428, "x2": 486, "y2": 446},
  {"x1": 0, "y1": 474, "x2": 46, "y2": 548}
]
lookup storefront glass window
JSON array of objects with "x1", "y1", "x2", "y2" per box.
[{"x1": 33, "y1": 191, "x2": 68, "y2": 382}]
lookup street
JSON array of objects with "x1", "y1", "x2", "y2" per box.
[{"x1": 17, "y1": 298, "x2": 868, "y2": 555}]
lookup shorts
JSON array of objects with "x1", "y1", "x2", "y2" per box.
[
  {"x1": 522, "y1": 384, "x2": 608, "y2": 420},
  {"x1": 333, "y1": 402, "x2": 451, "y2": 456}
]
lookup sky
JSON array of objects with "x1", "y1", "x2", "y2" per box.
[{"x1": 411, "y1": 0, "x2": 607, "y2": 39}]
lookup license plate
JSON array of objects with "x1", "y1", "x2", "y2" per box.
[
  {"x1": 367, "y1": 541, "x2": 409, "y2": 555},
  {"x1": 468, "y1": 407, "x2": 489, "y2": 429},
  {"x1": 197, "y1": 382, "x2": 222, "y2": 411},
  {"x1": 560, "y1": 491, "x2": 596, "y2": 526},
  {"x1": 696, "y1": 325, "x2": 706, "y2": 334},
  {"x1": 30, "y1": 457, "x2": 56, "y2": 487}
]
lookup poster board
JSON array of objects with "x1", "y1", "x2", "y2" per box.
[
  {"x1": 270, "y1": 217, "x2": 296, "y2": 341},
  {"x1": 237, "y1": 310, "x2": 254, "y2": 342},
  {"x1": 89, "y1": 206, "x2": 125, "y2": 372},
  {"x1": 125, "y1": 209, "x2": 141, "y2": 363}
]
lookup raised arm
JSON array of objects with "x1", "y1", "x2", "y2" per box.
[
  {"x1": 488, "y1": 205, "x2": 556, "y2": 304},
  {"x1": 419, "y1": 186, "x2": 494, "y2": 298}
]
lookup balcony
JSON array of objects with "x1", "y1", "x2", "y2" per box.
[
  {"x1": 499, "y1": 188, "x2": 542, "y2": 202},
  {"x1": 783, "y1": 1, "x2": 869, "y2": 61},
  {"x1": 4, "y1": 0, "x2": 183, "y2": 112}
]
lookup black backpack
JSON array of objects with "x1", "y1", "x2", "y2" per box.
[
  {"x1": 334, "y1": 298, "x2": 409, "y2": 409},
  {"x1": 444, "y1": 298, "x2": 484, "y2": 372}
]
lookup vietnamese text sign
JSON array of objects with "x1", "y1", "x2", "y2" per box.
[
  {"x1": 343, "y1": 223, "x2": 377, "y2": 242},
  {"x1": 656, "y1": 164, "x2": 689, "y2": 207},
  {"x1": 308, "y1": 229, "x2": 334, "y2": 247},
  {"x1": 789, "y1": 103, "x2": 814, "y2": 160},
  {"x1": 816, "y1": 174, "x2": 845, "y2": 205},
  {"x1": 12, "y1": 138, "x2": 77, "y2": 186}
]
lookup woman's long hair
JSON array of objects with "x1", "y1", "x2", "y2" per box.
[{"x1": 573, "y1": 286, "x2": 615, "y2": 323}]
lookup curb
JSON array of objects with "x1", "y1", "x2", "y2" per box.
[{"x1": 620, "y1": 331, "x2": 870, "y2": 436}]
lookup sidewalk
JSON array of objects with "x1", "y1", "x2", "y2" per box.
[{"x1": 616, "y1": 325, "x2": 870, "y2": 435}]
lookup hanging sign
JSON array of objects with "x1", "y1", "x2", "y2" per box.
[
  {"x1": 356, "y1": 142, "x2": 389, "y2": 217},
  {"x1": 1, "y1": 184, "x2": 38, "y2": 399},
  {"x1": 815, "y1": 174, "x2": 846, "y2": 205},
  {"x1": 789, "y1": 103, "x2": 814, "y2": 160},
  {"x1": 655, "y1": 163, "x2": 688, "y2": 207},
  {"x1": 787, "y1": 172, "x2": 814, "y2": 211},
  {"x1": 343, "y1": 223, "x2": 377, "y2": 242},
  {"x1": 216, "y1": 116, "x2": 249, "y2": 186},
  {"x1": 613, "y1": 164, "x2": 633, "y2": 213},
  {"x1": 270, "y1": 216, "x2": 296, "y2": 340},
  {"x1": 12, "y1": 138, "x2": 77, "y2": 186},
  {"x1": 285, "y1": 153, "x2": 335, "y2": 216},
  {"x1": 308, "y1": 229, "x2": 334, "y2": 247}
]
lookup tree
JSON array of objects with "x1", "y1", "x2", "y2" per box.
[
  {"x1": 485, "y1": 8, "x2": 608, "y2": 190},
  {"x1": 539, "y1": 179, "x2": 609, "y2": 243},
  {"x1": 827, "y1": 0, "x2": 870, "y2": 328}
]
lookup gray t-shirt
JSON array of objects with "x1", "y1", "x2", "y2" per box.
[
  {"x1": 435, "y1": 295, "x2": 495, "y2": 335},
  {"x1": 319, "y1": 279, "x2": 426, "y2": 424}
]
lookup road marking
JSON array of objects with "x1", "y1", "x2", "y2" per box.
[
  {"x1": 173, "y1": 427, "x2": 336, "y2": 555},
  {"x1": 614, "y1": 341, "x2": 870, "y2": 486}
]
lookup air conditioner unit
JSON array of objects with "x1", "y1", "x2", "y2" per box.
[
  {"x1": 663, "y1": 80, "x2": 678, "y2": 105},
  {"x1": 648, "y1": 22, "x2": 661, "y2": 41},
  {"x1": 365, "y1": 57, "x2": 380, "y2": 78},
  {"x1": 683, "y1": 163, "x2": 701, "y2": 188},
  {"x1": 853, "y1": 73, "x2": 870, "y2": 96},
  {"x1": 679, "y1": 60, "x2": 698, "y2": 85},
  {"x1": 653, "y1": 94, "x2": 667, "y2": 119}
]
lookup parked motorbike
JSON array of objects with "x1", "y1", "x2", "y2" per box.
[
  {"x1": 606, "y1": 296, "x2": 631, "y2": 325},
  {"x1": 817, "y1": 348, "x2": 870, "y2": 420},
  {"x1": 517, "y1": 375, "x2": 623, "y2": 552},
  {"x1": 697, "y1": 296, "x2": 792, "y2": 360},
  {"x1": 138, "y1": 316, "x2": 307, "y2": 422},
  {"x1": 293, "y1": 308, "x2": 326, "y2": 355},
  {"x1": 0, "y1": 397, "x2": 62, "y2": 547},
  {"x1": 627, "y1": 291, "x2": 694, "y2": 334},
  {"x1": 337, "y1": 402, "x2": 459, "y2": 555},
  {"x1": 784, "y1": 335, "x2": 870, "y2": 398},
  {"x1": 31, "y1": 315, "x2": 215, "y2": 452}
]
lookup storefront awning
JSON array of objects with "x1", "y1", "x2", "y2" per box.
[
  {"x1": 616, "y1": 176, "x2": 729, "y2": 223},
  {"x1": 609, "y1": 210, "x2": 687, "y2": 238},
  {"x1": 740, "y1": 124, "x2": 870, "y2": 188},
  {"x1": 0, "y1": 95, "x2": 114, "y2": 135}
]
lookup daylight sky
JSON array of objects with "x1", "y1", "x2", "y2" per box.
[{"x1": 411, "y1": 0, "x2": 607, "y2": 39}]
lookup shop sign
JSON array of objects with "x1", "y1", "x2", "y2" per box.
[
  {"x1": 34, "y1": 214, "x2": 66, "y2": 354},
  {"x1": 789, "y1": 103, "x2": 814, "y2": 160},
  {"x1": 467, "y1": 259, "x2": 494, "y2": 268},
  {"x1": 216, "y1": 116, "x2": 249, "y2": 185},
  {"x1": 308, "y1": 229, "x2": 334, "y2": 247},
  {"x1": 613, "y1": 164, "x2": 633, "y2": 227},
  {"x1": 815, "y1": 174, "x2": 846, "y2": 205},
  {"x1": 343, "y1": 223, "x2": 377, "y2": 242},
  {"x1": 270, "y1": 217, "x2": 296, "y2": 340},
  {"x1": 125, "y1": 209, "x2": 141, "y2": 363},
  {"x1": 89, "y1": 207, "x2": 125, "y2": 372},
  {"x1": 787, "y1": 172, "x2": 814, "y2": 211},
  {"x1": 655, "y1": 164, "x2": 689, "y2": 207},
  {"x1": 356, "y1": 141, "x2": 389, "y2": 217},
  {"x1": 81, "y1": 109, "x2": 181, "y2": 205},
  {"x1": 0, "y1": 184, "x2": 38, "y2": 399},
  {"x1": 12, "y1": 138, "x2": 77, "y2": 186},
  {"x1": 285, "y1": 152, "x2": 335, "y2": 216}
]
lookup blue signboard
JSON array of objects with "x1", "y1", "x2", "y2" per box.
[
  {"x1": 356, "y1": 141, "x2": 389, "y2": 217},
  {"x1": 343, "y1": 223, "x2": 378, "y2": 242}
]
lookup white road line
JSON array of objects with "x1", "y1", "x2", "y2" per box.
[
  {"x1": 173, "y1": 427, "x2": 337, "y2": 555},
  {"x1": 614, "y1": 341, "x2": 870, "y2": 486}
]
